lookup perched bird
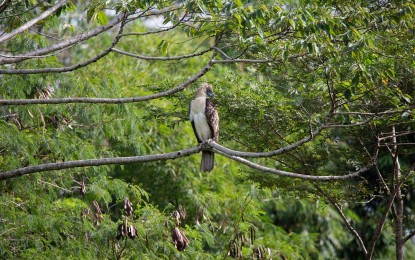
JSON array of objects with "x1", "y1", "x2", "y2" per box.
[{"x1": 189, "y1": 83, "x2": 219, "y2": 172}]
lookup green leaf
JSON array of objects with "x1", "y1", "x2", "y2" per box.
[
  {"x1": 157, "y1": 40, "x2": 169, "y2": 55},
  {"x1": 343, "y1": 88, "x2": 352, "y2": 100},
  {"x1": 97, "y1": 11, "x2": 108, "y2": 25}
]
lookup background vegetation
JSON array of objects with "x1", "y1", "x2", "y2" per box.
[{"x1": 1, "y1": 0, "x2": 415, "y2": 259}]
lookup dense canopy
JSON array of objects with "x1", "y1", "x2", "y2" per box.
[{"x1": 1, "y1": 0, "x2": 415, "y2": 259}]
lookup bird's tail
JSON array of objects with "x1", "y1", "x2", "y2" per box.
[{"x1": 201, "y1": 151, "x2": 214, "y2": 172}]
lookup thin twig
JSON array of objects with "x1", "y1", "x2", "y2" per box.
[
  {"x1": 112, "y1": 47, "x2": 213, "y2": 61},
  {"x1": 404, "y1": 230, "x2": 415, "y2": 244},
  {"x1": 314, "y1": 183, "x2": 367, "y2": 254}
]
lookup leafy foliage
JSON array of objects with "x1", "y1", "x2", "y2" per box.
[{"x1": 1, "y1": 0, "x2": 415, "y2": 259}]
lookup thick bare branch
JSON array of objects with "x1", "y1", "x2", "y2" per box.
[
  {"x1": 211, "y1": 143, "x2": 374, "y2": 180},
  {"x1": 0, "y1": 138, "x2": 374, "y2": 181},
  {"x1": 207, "y1": 126, "x2": 324, "y2": 158},
  {"x1": 0, "y1": 0, "x2": 70, "y2": 43},
  {"x1": 0, "y1": 146, "x2": 202, "y2": 181}
]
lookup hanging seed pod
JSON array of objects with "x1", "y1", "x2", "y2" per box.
[
  {"x1": 227, "y1": 240, "x2": 238, "y2": 258},
  {"x1": 240, "y1": 233, "x2": 248, "y2": 247},
  {"x1": 178, "y1": 205, "x2": 186, "y2": 222},
  {"x1": 116, "y1": 218, "x2": 128, "y2": 240},
  {"x1": 253, "y1": 246, "x2": 266, "y2": 259},
  {"x1": 171, "y1": 227, "x2": 189, "y2": 251},
  {"x1": 124, "y1": 197, "x2": 133, "y2": 217},
  {"x1": 116, "y1": 223, "x2": 124, "y2": 240},
  {"x1": 266, "y1": 247, "x2": 272, "y2": 259},
  {"x1": 128, "y1": 224, "x2": 137, "y2": 240},
  {"x1": 250, "y1": 226, "x2": 256, "y2": 246},
  {"x1": 80, "y1": 176, "x2": 86, "y2": 196},
  {"x1": 227, "y1": 239, "x2": 242, "y2": 259},
  {"x1": 172, "y1": 210, "x2": 181, "y2": 226},
  {"x1": 92, "y1": 201, "x2": 103, "y2": 226}
]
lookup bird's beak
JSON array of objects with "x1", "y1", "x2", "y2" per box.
[{"x1": 208, "y1": 92, "x2": 215, "y2": 98}]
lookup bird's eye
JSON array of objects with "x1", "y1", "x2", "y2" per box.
[{"x1": 207, "y1": 89, "x2": 214, "y2": 97}]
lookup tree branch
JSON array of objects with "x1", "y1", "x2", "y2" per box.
[
  {"x1": 314, "y1": 183, "x2": 368, "y2": 255},
  {"x1": 0, "y1": 139, "x2": 374, "y2": 181},
  {"x1": 207, "y1": 125, "x2": 325, "y2": 158},
  {"x1": 211, "y1": 143, "x2": 374, "y2": 180},
  {"x1": 366, "y1": 163, "x2": 415, "y2": 260},
  {"x1": 0, "y1": 13, "x2": 126, "y2": 65},
  {"x1": 211, "y1": 54, "x2": 303, "y2": 64},
  {"x1": 121, "y1": 9, "x2": 188, "y2": 37},
  {"x1": 0, "y1": 146, "x2": 202, "y2": 180},
  {"x1": 112, "y1": 47, "x2": 213, "y2": 61},
  {"x1": 0, "y1": 0, "x2": 70, "y2": 43},
  {"x1": 0, "y1": 52, "x2": 216, "y2": 104},
  {"x1": 404, "y1": 230, "x2": 415, "y2": 244},
  {"x1": 0, "y1": 12, "x2": 129, "y2": 74},
  {"x1": 0, "y1": 0, "x2": 11, "y2": 14}
]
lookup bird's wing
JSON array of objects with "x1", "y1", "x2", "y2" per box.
[{"x1": 205, "y1": 99, "x2": 219, "y2": 142}]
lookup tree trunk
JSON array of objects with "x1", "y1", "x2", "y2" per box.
[{"x1": 393, "y1": 126, "x2": 404, "y2": 260}]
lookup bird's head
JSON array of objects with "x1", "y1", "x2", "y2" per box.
[{"x1": 197, "y1": 83, "x2": 214, "y2": 98}]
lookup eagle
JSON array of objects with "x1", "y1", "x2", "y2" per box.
[{"x1": 189, "y1": 83, "x2": 219, "y2": 172}]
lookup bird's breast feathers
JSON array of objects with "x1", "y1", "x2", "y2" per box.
[{"x1": 190, "y1": 98, "x2": 212, "y2": 141}]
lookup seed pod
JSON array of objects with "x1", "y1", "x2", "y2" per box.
[
  {"x1": 124, "y1": 197, "x2": 133, "y2": 217},
  {"x1": 240, "y1": 233, "x2": 248, "y2": 247},
  {"x1": 228, "y1": 240, "x2": 242, "y2": 259},
  {"x1": 80, "y1": 176, "x2": 86, "y2": 196},
  {"x1": 128, "y1": 224, "x2": 137, "y2": 240},
  {"x1": 250, "y1": 226, "x2": 256, "y2": 246},
  {"x1": 178, "y1": 205, "x2": 186, "y2": 221},
  {"x1": 116, "y1": 224, "x2": 126, "y2": 240},
  {"x1": 172, "y1": 210, "x2": 180, "y2": 226},
  {"x1": 116, "y1": 218, "x2": 129, "y2": 240},
  {"x1": 171, "y1": 227, "x2": 189, "y2": 251},
  {"x1": 92, "y1": 201, "x2": 103, "y2": 226},
  {"x1": 253, "y1": 246, "x2": 266, "y2": 259}
]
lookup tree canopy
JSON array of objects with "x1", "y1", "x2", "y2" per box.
[{"x1": 1, "y1": 0, "x2": 415, "y2": 259}]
